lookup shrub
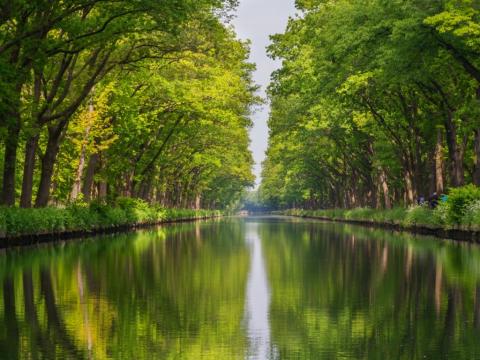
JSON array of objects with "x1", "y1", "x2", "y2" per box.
[
  {"x1": 433, "y1": 203, "x2": 449, "y2": 226},
  {"x1": 446, "y1": 185, "x2": 480, "y2": 225},
  {"x1": 0, "y1": 203, "x2": 221, "y2": 238},
  {"x1": 103, "y1": 207, "x2": 128, "y2": 226},
  {"x1": 3, "y1": 207, "x2": 68, "y2": 235},
  {"x1": 283, "y1": 206, "x2": 444, "y2": 228},
  {"x1": 116, "y1": 197, "x2": 146, "y2": 223},
  {"x1": 403, "y1": 205, "x2": 440, "y2": 227},
  {"x1": 459, "y1": 200, "x2": 480, "y2": 228},
  {"x1": 66, "y1": 203, "x2": 99, "y2": 230},
  {"x1": 383, "y1": 207, "x2": 407, "y2": 224}
]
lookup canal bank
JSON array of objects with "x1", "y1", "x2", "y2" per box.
[
  {"x1": 281, "y1": 209, "x2": 480, "y2": 243},
  {"x1": 0, "y1": 204, "x2": 223, "y2": 248}
]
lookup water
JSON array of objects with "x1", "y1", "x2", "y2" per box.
[{"x1": 1, "y1": 216, "x2": 480, "y2": 359}]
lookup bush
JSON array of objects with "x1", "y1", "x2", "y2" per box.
[
  {"x1": 446, "y1": 185, "x2": 480, "y2": 225},
  {"x1": 459, "y1": 200, "x2": 480, "y2": 228},
  {"x1": 0, "y1": 201, "x2": 221, "y2": 238},
  {"x1": 103, "y1": 207, "x2": 128, "y2": 226},
  {"x1": 383, "y1": 207, "x2": 407, "y2": 224},
  {"x1": 403, "y1": 205, "x2": 441, "y2": 228},
  {"x1": 283, "y1": 206, "x2": 443, "y2": 228},
  {"x1": 4, "y1": 207, "x2": 68, "y2": 235},
  {"x1": 66, "y1": 203, "x2": 99, "y2": 230},
  {"x1": 433, "y1": 202, "x2": 449, "y2": 226},
  {"x1": 282, "y1": 190, "x2": 480, "y2": 229}
]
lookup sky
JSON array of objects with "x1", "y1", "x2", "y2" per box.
[{"x1": 232, "y1": 0, "x2": 296, "y2": 188}]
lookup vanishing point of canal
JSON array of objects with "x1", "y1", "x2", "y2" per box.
[{"x1": 1, "y1": 216, "x2": 480, "y2": 359}]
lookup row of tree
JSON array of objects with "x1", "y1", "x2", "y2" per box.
[
  {"x1": 260, "y1": 0, "x2": 480, "y2": 209},
  {"x1": 0, "y1": 0, "x2": 257, "y2": 209}
]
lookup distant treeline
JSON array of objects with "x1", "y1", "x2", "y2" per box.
[{"x1": 260, "y1": 0, "x2": 480, "y2": 209}]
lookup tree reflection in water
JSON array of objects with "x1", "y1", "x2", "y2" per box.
[
  {"x1": 0, "y1": 217, "x2": 480, "y2": 359},
  {"x1": 0, "y1": 219, "x2": 249, "y2": 359},
  {"x1": 260, "y1": 219, "x2": 480, "y2": 359}
]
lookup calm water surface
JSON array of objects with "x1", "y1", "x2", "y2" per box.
[{"x1": 1, "y1": 216, "x2": 480, "y2": 359}]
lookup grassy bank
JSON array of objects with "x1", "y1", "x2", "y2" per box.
[
  {"x1": 0, "y1": 198, "x2": 222, "y2": 239},
  {"x1": 282, "y1": 185, "x2": 480, "y2": 231}
]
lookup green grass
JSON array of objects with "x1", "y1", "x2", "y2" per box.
[{"x1": 0, "y1": 198, "x2": 222, "y2": 238}]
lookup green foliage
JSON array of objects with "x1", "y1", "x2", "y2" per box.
[
  {"x1": 66, "y1": 203, "x2": 100, "y2": 231},
  {"x1": 403, "y1": 205, "x2": 442, "y2": 227},
  {"x1": 446, "y1": 184, "x2": 480, "y2": 224},
  {"x1": 283, "y1": 185, "x2": 480, "y2": 229},
  {"x1": 3, "y1": 207, "x2": 71, "y2": 235},
  {"x1": 260, "y1": 0, "x2": 480, "y2": 210},
  {"x1": 0, "y1": 0, "x2": 255, "y2": 210},
  {"x1": 115, "y1": 197, "x2": 160, "y2": 224},
  {"x1": 0, "y1": 203, "x2": 222, "y2": 238}
]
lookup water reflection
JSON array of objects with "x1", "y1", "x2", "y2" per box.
[
  {"x1": 260, "y1": 219, "x2": 480, "y2": 359},
  {"x1": 245, "y1": 222, "x2": 273, "y2": 360},
  {"x1": 1, "y1": 217, "x2": 480, "y2": 359},
  {"x1": 0, "y1": 220, "x2": 250, "y2": 359}
]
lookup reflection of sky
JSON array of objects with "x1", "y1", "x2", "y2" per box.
[
  {"x1": 245, "y1": 222, "x2": 274, "y2": 359},
  {"x1": 232, "y1": 0, "x2": 296, "y2": 187}
]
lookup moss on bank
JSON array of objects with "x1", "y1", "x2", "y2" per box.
[{"x1": 0, "y1": 198, "x2": 222, "y2": 239}]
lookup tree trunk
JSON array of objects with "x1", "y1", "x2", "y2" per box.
[
  {"x1": 82, "y1": 153, "x2": 98, "y2": 202},
  {"x1": 474, "y1": 129, "x2": 480, "y2": 186},
  {"x1": 0, "y1": 48, "x2": 23, "y2": 206},
  {"x1": 379, "y1": 168, "x2": 391, "y2": 209},
  {"x1": 366, "y1": 174, "x2": 377, "y2": 208},
  {"x1": 1, "y1": 120, "x2": 20, "y2": 206},
  {"x1": 122, "y1": 171, "x2": 134, "y2": 197},
  {"x1": 98, "y1": 181, "x2": 107, "y2": 200},
  {"x1": 444, "y1": 112, "x2": 464, "y2": 187},
  {"x1": 71, "y1": 135, "x2": 90, "y2": 202},
  {"x1": 413, "y1": 132, "x2": 425, "y2": 197},
  {"x1": 71, "y1": 101, "x2": 94, "y2": 201},
  {"x1": 20, "y1": 135, "x2": 39, "y2": 208},
  {"x1": 404, "y1": 169, "x2": 415, "y2": 205},
  {"x1": 195, "y1": 194, "x2": 201, "y2": 210},
  {"x1": 20, "y1": 72, "x2": 42, "y2": 208},
  {"x1": 138, "y1": 178, "x2": 152, "y2": 201},
  {"x1": 435, "y1": 128, "x2": 445, "y2": 193},
  {"x1": 35, "y1": 127, "x2": 62, "y2": 207}
]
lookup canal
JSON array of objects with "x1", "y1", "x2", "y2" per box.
[{"x1": 1, "y1": 216, "x2": 480, "y2": 359}]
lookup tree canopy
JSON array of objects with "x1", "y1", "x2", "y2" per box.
[
  {"x1": 0, "y1": 0, "x2": 257, "y2": 209},
  {"x1": 260, "y1": 0, "x2": 480, "y2": 210}
]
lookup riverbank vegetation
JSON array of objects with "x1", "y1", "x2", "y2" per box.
[
  {"x1": 0, "y1": 0, "x2": 257, "y2": 213},
  {"x1": 0, "y1": 199, "x2": 221, "y2": 238},
  {"x1": 260, "y1": 0, "x2": 480, "y2": 211},
  {"x1": 284, "y1": 184, "x2": 480, "y2": 230},
  {"x1": 284, "y1": 207, "x2": 452, "y2": 230}
]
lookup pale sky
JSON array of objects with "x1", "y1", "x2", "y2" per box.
[{"x1": 232, "y1": 0, "x2": 296, "y2": 187}]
